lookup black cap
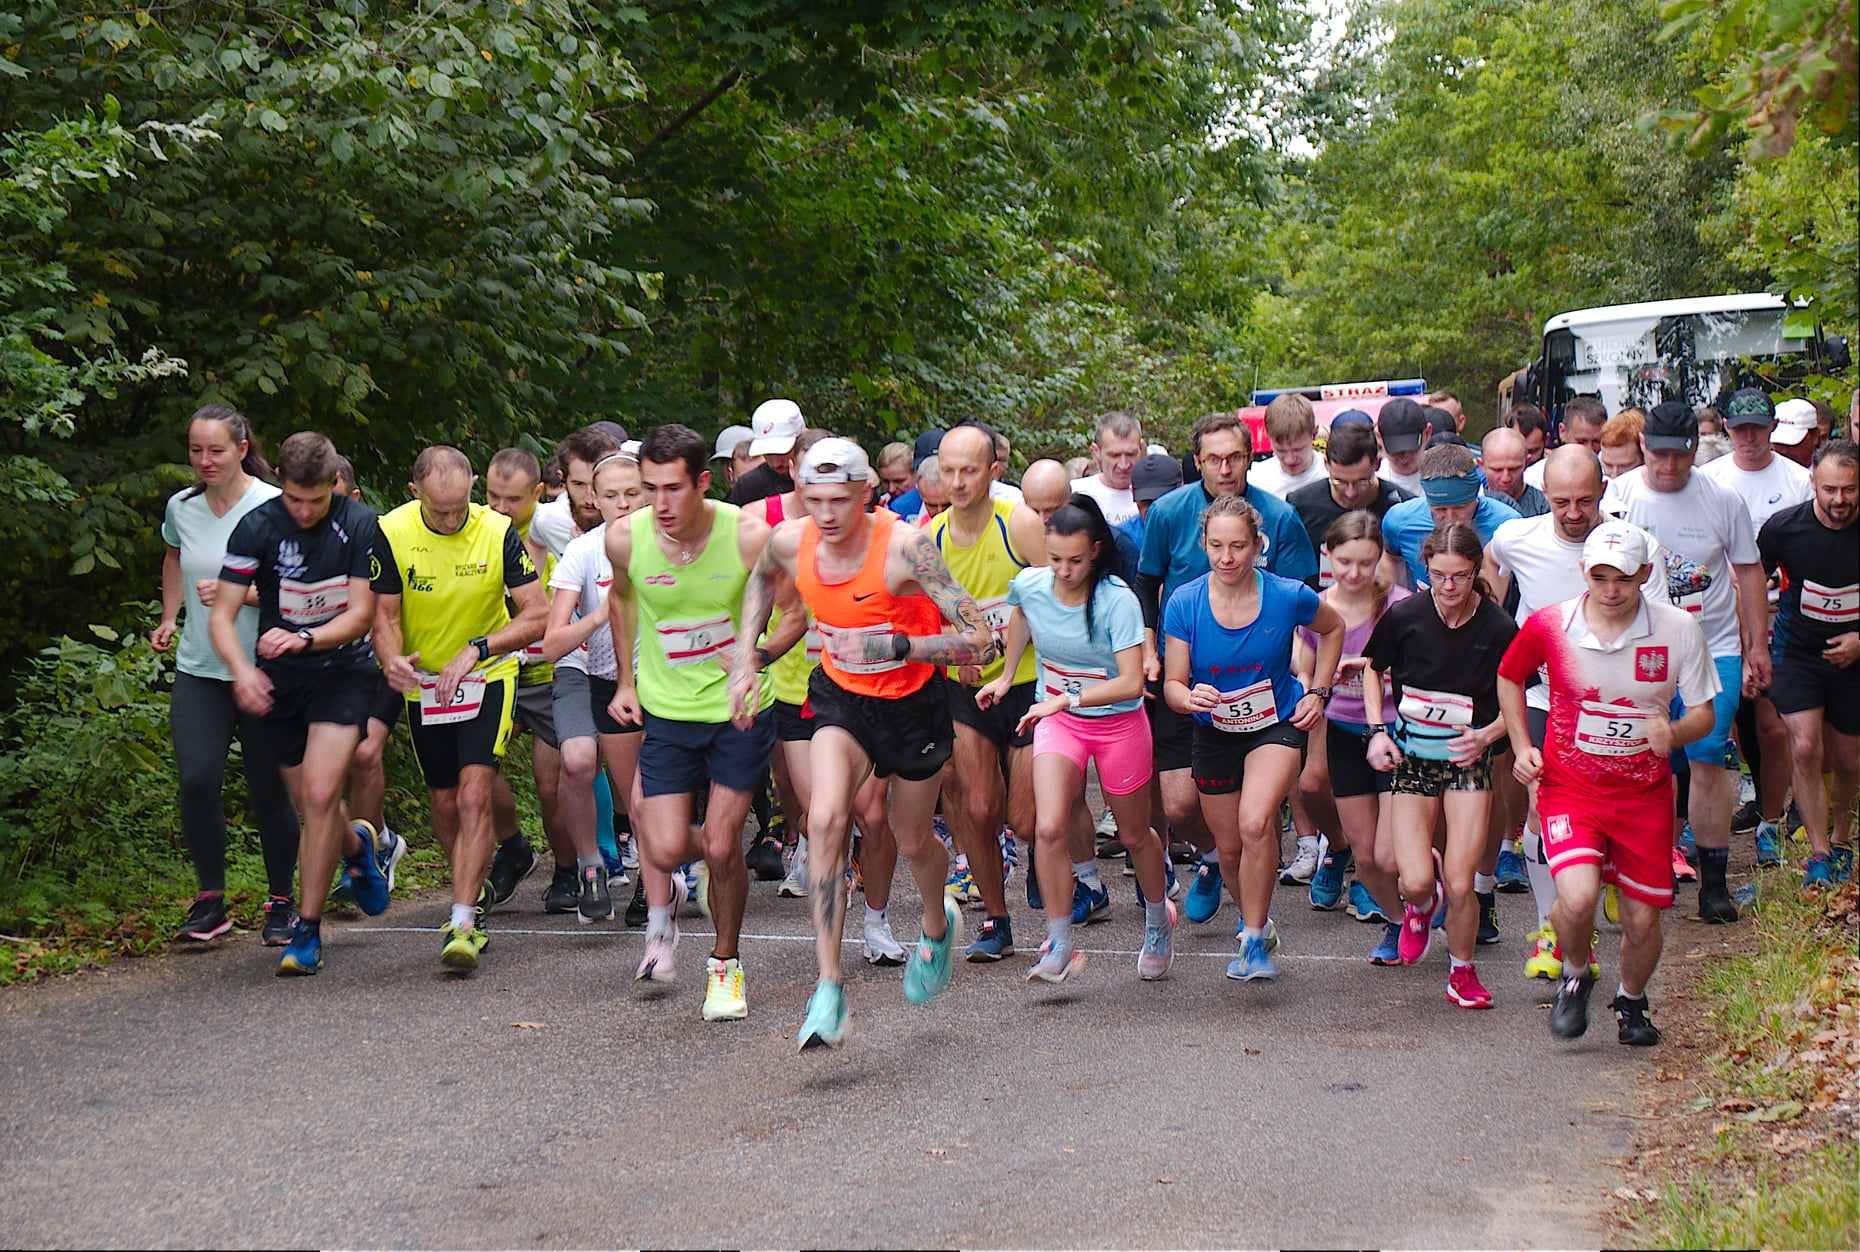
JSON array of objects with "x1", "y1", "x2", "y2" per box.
[
  {"x1": 1131, "y1": 453, "x2": 1184, "y2": 503},
  {"x1": 1643, "y1": 400, "x2": 1698, "y2": 452},
  {"x1": 1723, "y1": 387, "x2": 1776, "y2": 427},
  {"x1": 1426, "y1": 430, "x2": 1469, "y2": 450},
  {"x1": 912, "y1": 428, "x2": 946, "y2": 468},
  {"x1": 1378, "y1": 398, "x2": 1430, "y2": 454}
]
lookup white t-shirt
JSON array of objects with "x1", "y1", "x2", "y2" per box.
[
  {"x1": 1486, "y1": 513, "x2": 1671, "y2": 711},
  {"x1": 1246, "y1": 457, "x2": 1327, "y2": 500},
  {"x1": 990, "y1": 480, "x2": 1025, "y2": 505},
  {"x1": 1697, "y1": 452, "x2": 1812, "y2": 540},
  {"x1": 547, "y1": 527, "x2": 615, "y2": 677},
  {"x1": 1523, "y1": 459, "x2": 1548, "y2": 493},
  {"x1": 161, "y1": 479, "x2": 281, "y2": 682},
  {"x1": 1379, "y1": 461, "x2": 1422, "y2": 497},
  {"x1": 1602, "y1": 467, "x2": 1758, "y2": 658},
  {"x1": 529, "y1": 495, "x2": 579, "y2": 561},
  {"x1": 1068, "y1": 474, "x2": 1137, "y2": 525}
]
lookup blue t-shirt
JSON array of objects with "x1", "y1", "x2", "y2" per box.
[
  {"x1": 1138, "y1": 483, "x2": 1318, "y2": 617},
  {"x1": 1111, "y1": 516, "x2": 1142, "y2": 587},
  {"x1": 1381, "y1": 493, "x2": 1522, "y2": 586},
  {"x1": 1008, "y1": 567, "x2": 1146, "y2": 716},
  {"x1": 888, "y1": 487, "x2": 922, "y2": 521},
  {"x1": 1161, "y1": 570, "x2": 1320, "y2": 729}
]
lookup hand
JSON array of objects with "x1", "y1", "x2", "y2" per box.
[
  {"x1": 1142, "y1": 641, "x2": 1160, "y2": 684},
  {"x1": 1337, "y1": 655, "x2": 1371, "y2": 674},
  {"x1": 435, "y1": 646, "x2": 479, "y2": 708},
  {"x1": 728, "y1": 663, "x2": 760, "y2": 730},
  {"x1": 1289, "y1": 692, "x2": 1325, "y2": 731},
  {"x1": 255, "y1": 627, "x2": 304, "y2": 660},
  {"x1": 382, "y1": 651, "x2": 421, "y2": 695},
  {"x1": 1366, "y1": 731, "x2": 1402, "y2": 773},
  {"x1": 974, "y1": 677, "x2": 1011, "y2": 710},
  {"x1": 194, "y1": 578, "x2": 218, "y2": 608},
  {"x1": 1823, "y1": 632, "x2": 1860, "y2": 669},
  {"x1": 150, "y1": 620, "x2": 178, "y2": 652},
  {"x1": 1643, "y1": 710, "x2": 1676, "y2": 758},
  {"x1": 1742, "y1": 645, "x2": 1773, "y2": 693},
  {"x1": 231, "y1": 667, "x2": 273, "y2": 716},
  {"x1": 1186, "y1": 682, "x2": 1222, "y2": 714},
  {"x1": 1015, "y1": 695, "x2": 1067, "y2": 737},
  {"x1": 957, "y1": 664, "x2": 984, "y2": 686},
  {"x1": 609, "y1": 682, "x2": 642, "y2": 727},
  {"x1": 1512, "y1": 746, "x2": 1543, "y2": 786},
  {"x1": 1446, "y1": 727, "x2": 1487, "y2": 768}
]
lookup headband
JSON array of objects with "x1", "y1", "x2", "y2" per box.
[{"x1": 1421, "y1": 469, "x2": 1481, "y2": 509}]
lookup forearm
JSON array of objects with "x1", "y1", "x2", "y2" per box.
[
  {"x1": 1135, "y1": 572, "x2": 1162, "y2": 634},
  {"x1": 1736, "y1": 566, "x2": 1767, "y2": 653},
  {"x1": 488, "y1": 600, "x2": 546, "y2": 654},
  {"x1": 372, "y1": 604, "x2": 405, "y2": 664},
  {"x1": 903, "y1": 629, "x2": 996, "y2": 668},
  {"x1": 159, "y1": 550, "x2": 183, "y2": 623},
  {"x1": 1311, "y1": 630, "x2": 1344, "y2": 693},
  {"x1": 608, "y1": 586, "x2": 638, "y2": 686},
  {"x1": 1670, "y1": 702, "x2": 1717, "y2": 749},
  {"x1": 310, "y1": 598, "x2": 374, "y2": 650},
  {"x1": 543, "y1": 604, "x2": 605, "y2": 663},
  {"x1": 208, "y1": 604, "x2": 253, "y2": 679},
  {"x1": 1497, "y1": 679, "x2": 1530, "y2": 753}
]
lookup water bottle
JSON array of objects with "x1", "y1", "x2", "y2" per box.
[{"x1": 1733, "y1": 881, "x2": 1760, "y2": 911}]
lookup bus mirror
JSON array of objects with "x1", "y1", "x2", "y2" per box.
[{"x1": 1824, "y1": 336, "x2": 1851, "y2": 371}]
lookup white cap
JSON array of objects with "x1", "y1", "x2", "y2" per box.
[
  {"x1": 1582, "y1": 520, "x2": 1653, "y2": 575},
  {"x1": 798, "y1": 438, "x2": 874, "y2": 485},
  {"x1": 620, "y1": 439, "x2": 641, "y2": 460},
  {"x1": 748, "y1": 399, "x2": 805, "y2": 456},
  {"x1": 1772, "y1": 398, "x2": 1817, "y2": 447},
  {"x1": 712, "y1": 424, "x2": 752, "y2": 460}
]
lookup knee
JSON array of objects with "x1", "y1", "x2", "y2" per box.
[
  {"x1": 353, "y1": 735, "x2": 385, "y2": 771},
  {"x1": 456, "y1": 774, "x2": 494, "y2": 819},
  {"x1": 560, "y1": 741, "x2": 599, "y2": 783}
]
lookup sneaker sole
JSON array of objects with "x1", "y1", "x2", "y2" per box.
[
  {"x1": 177, "y1": 921, "x2": 233, "y2": 943},
  {"x1": 798, "y1": 1025, "x2": 846, "y2": 1051},
  {"x1": 702, "y1": 1002, "x2": 748, "y2": 1021},
  {"x1": 440, "y1": 946, "x2": 480, "y2": 970},
  {"x1": 1227, "y1": 965, "x2": 1277, "y2": 982},
  {"x1": 863, "y1": 946, "x2": 906, "y2": 967},
  {"x1": 276, "y1": 958, "x2": 320, "y2": 976},
  {"x1": 1447, "y1": 991, "x2": 1493, "y2": 1008}
]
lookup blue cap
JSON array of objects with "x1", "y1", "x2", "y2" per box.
[{"x1": 1329, "y1": 409, "x2": 1372, "y2": 428}]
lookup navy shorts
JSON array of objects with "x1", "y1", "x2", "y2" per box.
[{"x1": 638, "y1": 709, "x2": 775, "y2": 798}]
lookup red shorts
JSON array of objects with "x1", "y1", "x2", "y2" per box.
[
  {"x1": 1538, "y1": 780, "x2": 1674, "y2": 909},
  {"x1": 1031, "y1": 705, "x2": 1154, "y2": 796}
]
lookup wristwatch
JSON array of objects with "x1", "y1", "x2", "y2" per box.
[
  {"x1": 890, "y1": 632, "x2": 912, "y2": 661},
  {"x1": 296, "y1": 627, "x2": 315, "y2": 650},
  {"x1": 754, "y1": 646, "x2": 774, "y2": 669},
  {"x1": 1366, "y1": 722, "x2": 1389, "y2": 739},
  {"x1": 1065, "y1": 690, "x2": 1082, "y2": 710},
  {"x1": 1308, "y1": 686, "x2": 1332, "y2": 702},
  {"x1": 470, "y1": 635, "x2": 491, "y2": 663}
]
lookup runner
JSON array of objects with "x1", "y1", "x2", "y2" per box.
[
  {"x1": 1162, "y1": 495, "x2": 1343, "y2": 982},
  {"x1": 1376, "y1": 398, "x2": 1431, "y2": 497},
  {"x1": 1498, "y1": 522, "x2": 1720, "y2": 1044},
  {"x1": 212, "y1": 432, "x2": 395, "y2": 975},
  {"x1": 1286, "y1": 415, "x2": 1413, "y2": 592},
  {"x1": 727, "y1": 398, "x2": 803, "y2": 507},
  {"x1": 730, "y1": 438, "x2": 991, "y2": 1048},
  {"x1": 1247, "y1": 393, "x2": 1328, "y2": 498},
  {"x1": 1758, "y1": 439, "x2": 1859, "y2": 886},
  {"x1": 1362, "y1": 521, "x2": 1517, "y2": 1008},
  {"x1": 1069, "y1": 411, "x2": 1144, "y2": 526},
  {"x1": 372, "y1": 446, "x2": 548, "y2": 971},
  {"x1": 1381, "y1": 442, "x2": 1522, "y2": 587},
  {"x1": 331, "y1": 456, "x2": 401, "y2": 891},
  {"x1": 980, "y1": 494, "x2": 1176, "y2": 983},
  {"x1": 154, "y1": 405, "x2": 300, "y2": 944}
]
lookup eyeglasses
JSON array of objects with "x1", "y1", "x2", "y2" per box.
[
  {"x1": 1428, "y1": 571, "x2": 1474, "y2": 586},
  {"x1": 1201, "y1": 452, "x2": 1249, "y2": 470}
]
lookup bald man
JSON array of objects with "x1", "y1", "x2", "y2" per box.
[
  {"x1": 1483, "y1": 428, "x2": 1550, "y2": 518},
  {"x1": 1020, "y1": 459, "x2": 1073, "y2": 524}
]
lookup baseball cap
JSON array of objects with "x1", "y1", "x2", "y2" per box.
[
  {"x1": 712, "y1": 424, "x2": 753, "y2": 460},
  {"x1": 1329, "y1": 409, "x2": 1373, "y2": 429},
  {"x1": 912, "y1": 428, "x2": 945, "y2": 468},
  {"x1": 1426, "y1": 430, "x2": 1469, "y2": 450},
  {"x1": 1582, "y1": 520, "x2": 1653, "y2": 575},
  {"x1": 1130, "y1": 453, "x2": 1183, "y2": 503},
  {"x1": 1642, "y1": 400, "x2": 1698, "y2": 452},
  {"x1": 1772, "y1": 398, "x2": 1817, "y2": 446},
  {"x1": 748, "y1": 398, "x2": 805, "y2": 456},
  {"x1": 1723, "y1": 387, "x2": 1775, "y2": 428},
  {"x1": 1378, "y1": 398, "x2": 1430, "y2": 454},
  {"x1": 798, "y1": 437, "x2": 873, "y2": 485}
]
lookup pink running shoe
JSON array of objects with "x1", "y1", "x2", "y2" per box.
[
  {"x1": 635, "y1": 917, "x2": 678, "y2": 983},
  {"x1": 1446, "y1": 962, "x2": 1493, "y2": 1008},
  {"x1": 1399, "y1": 898, "x2": 1432, "y2": 965}
]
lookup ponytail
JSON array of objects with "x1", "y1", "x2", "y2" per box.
[
  {"x1": 183, "y1": 404, "x2": 271, "y2": 497},
  {"x1": 1045, "y1": 493, "x2": 1121, "y2": 642}
]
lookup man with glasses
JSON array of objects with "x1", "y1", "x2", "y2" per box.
[{"x1": 1287, "y1": 413, "x2": 1413, "y2": 591}]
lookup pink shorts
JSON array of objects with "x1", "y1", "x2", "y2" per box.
[
  {"x1": 1031, "y1": 705, "x2": 1154, "y2": 795},
  {"x1": 1539, "y1": 780, "x2": 1674, "y2": 909}
]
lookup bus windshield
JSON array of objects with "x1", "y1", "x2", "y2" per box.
[{"x1": 1543, "y1": 305, "x2": 1812, "y2": 415}]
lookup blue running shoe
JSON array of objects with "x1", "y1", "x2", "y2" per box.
[
  {"x1": 1678, "y1": 821, "x2": 1698, "y2": 867},
  {"x1": 1754, "y1": 822, "x2": 1782, "y2": 868},
  {"x1": 1184, "y1": 861, "x2": 1223, "y2": 924},
  {"x1": 1802, "y1": 853, "x2": 1836, "y2": 889},
  {"x1": 963, "y1": 915, "x2": 1014, "y2": 962},
  {"x1": 1495, "y1": 847, "x2": 1529, "y2": 893},
  {"x1": 1026, "y1": 862, "x2": 1043, "y2": 911},
  {"x1": 375, "y1": 825, "x2": 407, "y2": 891},
  {"x1": 1071, "y1": 879, "x2": 1111, "y2": 924},
  {"x1": 1832, "y1": 843, "x2": 1855, "y2": 882},
  {"x1": 1134, "y1": 861, "x2": 1180, "y2": 906},
  {"x1": 1431, "y1": 891, "x2": 1448, "y2": 931},
  {"x1": 276, "y1": 923, "x2": 322, "y2": 976},
  {"x1": 905, "y1": 896, "x2": 964, "y2": 1002},
  {"x1": 1309, "y1": 844, "x2": 1352, "y2": 910},
  {"x1": 797, "y1": 979, "x2": 848, "y2": 1050},
  {"x1": 1369, "y1": 921, "x2": 1401, "y2": 966},
  {"x1": 1226, "y1": 934, "x2": 1278, "y2": 981},
  {"x1": 1347, "y1": 880, "x2": 1388, "y2": 923},
  {"x1": 344, "y1": 820, "x2": 391, "y2": 917}
]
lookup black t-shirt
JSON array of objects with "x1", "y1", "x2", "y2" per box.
[
  {"x1": 1287, "y1": 477, "x2": 1412, "y2": 591},
  {"x1": 726, "y1": 463, "x2": 793, "y2": 507},
  {"x1": 1364, "y1": 590, "x2": 1517, "y2": 750},
  {"x1": 220, "y1": 494, "x2": 379, "y2": 672},
  {"x1": 1759, "y1": 500, "x2": 1859, "y2": 659}
]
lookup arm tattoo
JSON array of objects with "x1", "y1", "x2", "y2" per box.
[
  {"x1": 903, "y1": 531, "x2": 998, "y2": 667},
  {"x1": 733, "y1": 541, "x2": 782, "y2": 678}
]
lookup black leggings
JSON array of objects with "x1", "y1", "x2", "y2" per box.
[{"x1": 170, "y1": 672, "x2": 300, "y2": 896}]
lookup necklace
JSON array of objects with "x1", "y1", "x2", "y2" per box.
[{"x1": 660, "y1": 509, "x2": 708, "y2": 564}]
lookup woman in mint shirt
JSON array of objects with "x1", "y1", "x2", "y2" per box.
[{"x1": 153, "y1": 406, "x2": 299, "y2": 945}]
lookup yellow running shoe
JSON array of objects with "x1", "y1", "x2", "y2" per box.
[
  {"x1": 695, "y1": 861, "x2": 714, "y2": 925},
  {"x1": 1524, "y1": 925, "x2": 1562, "y2": 980},
  {"x1": 1602, "y1": 883, "x2": 1619, "y2": 925},
  {"x1": 440, "y1": 921, "x2": 489, "y2": 970},
  {"x1": 701, "y1": 955, "x2": 747, "y2": 1020}
]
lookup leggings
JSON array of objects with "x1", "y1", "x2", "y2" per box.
[{"x1": 170, "y1": 672, "x2": 300, "y2": 897}]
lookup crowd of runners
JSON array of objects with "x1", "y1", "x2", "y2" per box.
[{"x1": 155, "y1": 386, "x2": 1858, "y2": 1049}]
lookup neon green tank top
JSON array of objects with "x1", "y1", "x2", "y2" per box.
[
  {"x1": 766, "y1": 605, "x2": 821, "y2": 706},
  {"x1": 627, "y1": 503, "x2": 765, "y2": 722},
  {"x1": 929, "y1": 496, "x2": 1036, "y2": 687}
]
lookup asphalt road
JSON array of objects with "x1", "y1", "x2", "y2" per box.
[{"x1": 0, "y1": 853, "x2": 1668, "y2": 1250}]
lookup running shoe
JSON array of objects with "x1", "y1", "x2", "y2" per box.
[
  {"x1": 1226, "y1": 933, "x2": 1278, "y2": 981},
  {"x1": 1095, "y1": 807, "x2": 1122, "y2": 856},
  {"x1": 1678, "y1": 822, "x2": 1698, "y2": 867},
  {"x1": 1524, "y1": 925, "x2": 1562, "y2": 980},
  {"x1": 624, "y1": 874, "x2": 649, "y2": 927},
  {"x1": 1671, "y1": 844, "x2": 1697, "y2": 883},
  {"x1": 487, "y1": 835, "x2": 537, "y2": 907},
  {"x1": 276, "y1": 923, "x2": 322, "y2": 976},
  {"x1": 797, "y1": 979, "x2": 848, "y2": 1051},
  {"x1": 862, "y1": 913, "x2": 907, "y2": 966},
  {"x1": 603, "y1": 851, "x2": 629, "y2": 892},
  {"x1": 932, "y1": 812, "x2": 953, "y2": 851},
  {"x1": 779, "y1": 836, "x2": 809, "y2": 898},
  {"x1": 701, "y1": 956, "x2": 747, "y2": 1021},
  {"x1": 541, "y1": 865, "x2": 579, "y2": 914},
  {"x1": 1280, "y1": 838, "x2": 1320, "y2": 885},
  {"x1": 1802, "y1": 853, "x2": 1837, "y2": 890},
  {"x1": 1137, "y1": 900, "x2": 1177, "y2": 981},
  {"x1": 1697, "y1": 880, "x2": 1739, "y2": 924},
  {"x1": 439, "y1": 921, "x2": 488, "y2": 971},
  {"x1": 1122, "y1": 850, "x2": 1137, "y2": 877},
  {"x1": 375, "y1": 826, "x2": 407, "y2": 891},
  {"x1": 1476, "y1": 890, "x2": 1500, "y2": 945},
  {"x1": 964, "y1": 916, "x2": 1014, "y2": 962},
  {"x1": 694, "y1": 861, "x2": 714, "y2": 925},
  {"x1": 947, "y1": 861, "x2": 978, "y2": 907},
  {"x1": 904, "y1": 896, "x2": 963, "y2": 1003},
  {"x1": 748, "y1": 836, "x2": 786, "y2": 882},
  {"x1": 1133, "y1": 861, "x2": 1180, "y2": 906},
  {"x1": 1398, "y1": 899, "x2": 1432, "y2": 966},
  {"x1": 1611, "y1": 994, "x2": 1662, "y2": 1046},
  {"x1": 1027, "y1": 940, "x2": 1085, "y2": 983},
  {"x1": 260, "y1": 896, "x2": 297, "y2": 947},
  {"x1": 343, "y1": 821, "x2": 391, "y2": 917},
  {"x1": 620, "y1": 833, "x2": 639, "y2": 871},
  {"x1": 635, "y1": 919, "x2": 678, "y2": 983},
  {"x1": 1071, "y1": 879, "x2": 1111, "y2": 925},
  {"x1": 1754, "y1": 822, "x2": 1782, "y2": 868},
  {"x1": 329, "y1": 870, "x2": 355, "y2": 910},
  {"x1": 1346, "y1": 880, "x2": 1388, "y2": 923},
  {"x1": 1184, "y1": 861, "x2": 1223, "y2": 924},
  {"x1": 1730, "y1": 798, "x2": 1760, "y2": 835},
  {"x1": 1603, "y1": 882, "x2": 1621, "y2": 925},
  {"x1": 1494, "y1": 846, "x2": 1529, "y2": 893},
  {"x1": 1308, "y1": 843, "x2": 1352, "y2": 910},
  {"x1": 577, "y1": 866, "x2": 613, "y2": 924},
  {"x1": 1831, "y1": 843, "x2": 1854, "y2": 882},
  {"x1": 1550, "y1": 969, "x2": 1596, "y2": 1038},
  {"x1": 1446, "y1": 963, "x2": 1493, "y2": 1008},
  {"x1": 1369, "y1": 922, "x2": 1402, "y2": 966}
]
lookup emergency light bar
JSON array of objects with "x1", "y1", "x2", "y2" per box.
[{"x1": 1249, "y1": 378, "x2": 1427, "y2": 405}]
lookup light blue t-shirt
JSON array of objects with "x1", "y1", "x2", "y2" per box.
[
  {"x1": 160, "y1": 478, "x2": 280, "y2": 681},
  {"x1": 1161, "y1": 569, "x2": 1320, "y2": 729},
  {"x1": 1007, "y1": 567, "x2": 1146, "y2": 716},
  {"x1": 1381, "y1": 493, "x2": 1521, "y2": 586}
]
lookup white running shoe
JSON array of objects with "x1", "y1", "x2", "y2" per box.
[
  {"x1": 779, "y1": 835, "x2": 809, "y2": 898},
  {"x1": 1281, "y1": 836, "x2": 1321, "y2": 885},
  {"x1": 862, "y1": 913, "x2": 906, "y2": 966}
]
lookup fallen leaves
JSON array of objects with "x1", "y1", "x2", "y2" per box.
[{"x1": 509, "y1": 1021, "x2": 546, "y2": 1030}]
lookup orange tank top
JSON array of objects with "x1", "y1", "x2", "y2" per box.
[{"x1": 797, "y1": 508, "x2": 942, "y2": 698}]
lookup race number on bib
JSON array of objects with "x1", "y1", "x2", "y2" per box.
[
  {"x1": 976, "y1": 596, "x2": 1013, "y2": 635},
  {"x1": 655, "y1": 614, "x2": 736, "y2": 668},
  {"x1": 817, "y1": 621, "x2": 904, "y2": 674},
  {"x1": 1800, "y1": 579, "x2": 1858, "y2": 626},
  {"x1": 1397, "y1": 685, "x2": 1473, "y2": 733},
  {"x1": 1574, "y1": 701, "x2": 1651, "y2": 756},
  {"x1": 278, "y1": 574, "x2": 349, "y2": 626},
  {"x1": 1212, "y1": 678, "x2": 1278, "y2": 733},
  {"x1": 1040, "y1": 659, "x2": 1107, "y2": 704},
  {"x1": 418, "y1": 674, "x2": 486, "y2": 725}
]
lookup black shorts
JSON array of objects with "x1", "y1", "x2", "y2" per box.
[
  {"x1": 408, "y1": 673, "x2": 515, "y2": 791},
  {"x1": 1191, "y1": 720, "x2": 1307, "y2": 795},
  {"x1": 1148, "y1": 695, "x2": 1195, "y2": 774},
  {"x1": 774, "y1": 699, "x2": 816, "y2": 743},
  {"x1": 637, "y1": 709, "x2": 775, "y2": 798},
  {"x1": 1325, "y1": 721, "x2": 1392, "y2": 799},
  {"x1": 1527, "y1": 706, "x2": 1547, "y2": 751},
  {"x1": 260, "y1": 664, "x2": 376, "y2": 767},
  {"x1": 1767, "y1": 651, "x2": 1860, "y2": 736},
  {"x1": 366, "y1": 671, "x2": 403, "y2": 731},
  {"x1": 511, "y1": 679, "x2": 561, "y2": 750},
  {"x1": 588, "y1": 675, "x2": 641, "y2": 737},
  {"x1": 948, "y1": 677, "x2": 1038, "y2": 751},
  {"x1": 807, "y1": 667, "x2": 954, "y2": 782}
]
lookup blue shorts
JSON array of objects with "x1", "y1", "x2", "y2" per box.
[
  {"x1": 1675, "y1": 655, "x2": 1742, "y2": 767},
  {"x1": 637, "y1": 709, "x2": 775, "y2": 798}
]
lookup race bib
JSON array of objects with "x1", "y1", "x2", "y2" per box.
[
  {"x1": 817, "y1": 621, "x2": 904, "y2": 674},
  {"x1": 1800, "y1": 579, "x2": 1858, "y2": 626},
  {"x1": 803, "y1": 625, "x2": 823, "y2": 664},
  {"x1": 1212, "y1": 677, "x2": 1278, "y2": 733},
  {"x1": 1334, "y1": 658, "x2": 1388, "y2": 704},
  {"x1": 278, "y1": 573, "x2": 349, "y2": 626},
  {"x1": 1675, "y1": 588, "x2": 1706, "y2": 617},
  {"x1": 1040, "y1": 659, "x2": 1107, "y2": 705},
  {"x1": 1397, "y1": 685, "x2": 1474, "y2": 731},
  {"x1": 655, "y1": 614, "x2": 735, "y2": 668},
  {"x1": 1316, "y1": 544, "x2": 1334, "y2": 589},
  {"x1": 520, "y1": 641, "x2": 548, "y2": 665},
  {"x1": 1575, "y1": 701, "x2": 1651, "y2": 757},
  {"x1": 418, "y1": 673, "x2": 486, "y2": 726},
  {"x1": 976, "y1": 595, "x2": 1013, "y2": 634}
]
